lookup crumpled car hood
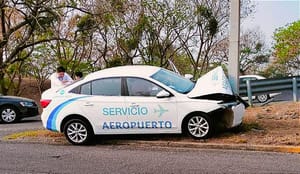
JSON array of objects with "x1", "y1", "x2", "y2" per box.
[{"x1": 187, "y1": 66, "x2": 233, "y2": 98}]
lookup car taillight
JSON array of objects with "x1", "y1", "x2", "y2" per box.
[{"x1": 40, "y1": 99, "x2": 51, "y2": 108}]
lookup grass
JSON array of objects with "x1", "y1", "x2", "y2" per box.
[{"x1": 3, "y1": 129, "x2": 63, "y2": 140}]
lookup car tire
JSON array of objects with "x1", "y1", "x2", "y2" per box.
[
  {"x1": 0, "y1": 105, "x2": 19, "y2": 123},
  {"x1": 63, "y1": 119, "x2": 94, "y2": 145},
  {"x1": 184, "y1": 114, "x2": 213, "y2": 139},
  {"x1": 256, "y1": 94, "x2": 269, "y2": 103}
]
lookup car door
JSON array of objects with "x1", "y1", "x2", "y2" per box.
[
  {"x1": 124, "y1": 77, "x2": 178, "y2": 134},
  {"x1": 74, "y1": 77, "x2": 127, "y2": 134}
]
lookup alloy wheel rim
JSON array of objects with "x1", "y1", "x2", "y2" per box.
[
  {"x1": 67, "y1": 122, "x2": 88, "y2": 143},
  {"x1": 188, "y1": 116, "x2": 209, "y2": 138},
  {"x1": 1, "y1": 108, "x2": 16, "y2": 123},
  {"x1": 258, "y1": 95, "x2": 268, "y2": 102}
]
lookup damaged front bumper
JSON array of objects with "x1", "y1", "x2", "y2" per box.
[
  {"x1": 220, "y1": 102, "x2": 245, "y2": 128},
  {"x1": 206, "y1": 94, "x2": 249, "y2": 128}
]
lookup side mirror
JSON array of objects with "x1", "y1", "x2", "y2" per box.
[
  {"x1": 156, "y1": 90, "x2": 171, "y2": 98},
  {"x1": 184, "y1": 74, "x2": 193, "y2": 80}
]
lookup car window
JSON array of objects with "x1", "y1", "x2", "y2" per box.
[
  {"x1": 151, "y1": 69, "x2": 194, "y2": 94},
  {"x1": 70, "y1": 78, "x2": 121, "y2": 96},
  {"x1": 81, "y1": 83, "x2": 91, "y2": 95},
  {"x1": 70, "y1": 83, "x2": 91, "y2": 95},
  {"x1": 126, "y1": 78, "x2": 163, "y2": 97},
  {"x1": 91, "y1": 78, "x2": 121, "y2": 96}
]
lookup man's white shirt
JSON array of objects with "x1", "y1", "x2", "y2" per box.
[{"x1": 50, "y1": 73, "x2": 73, "y2": 89}]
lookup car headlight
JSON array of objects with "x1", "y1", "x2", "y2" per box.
[
  {"x1": 219, "y1": 102, "x2": 239, "y2": 108},
  {"x1": 20, "y1": 101, "x2": 34, "y2": 107}
]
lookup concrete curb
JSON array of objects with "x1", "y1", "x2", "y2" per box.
[
  {"x1": 2, "y1": 130, "x2": 300, "y2": 154},
  {"x1": 2, "y1": 137, "x2": 300, "y2": 153},
  {"x1": 122, "y1": 140, "x2": 300, "y2": 154}
]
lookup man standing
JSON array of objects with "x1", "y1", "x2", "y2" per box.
[
  {"x1": 50, "y1": 66, "x2": 73, "y2": 89},
  {"x1": 74, "y1": 71, "x2": 83, "y2": 81}
]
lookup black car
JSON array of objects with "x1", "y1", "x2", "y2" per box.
[{"x1": 0, "y1": 94, "x2": 39, "y2": 123}]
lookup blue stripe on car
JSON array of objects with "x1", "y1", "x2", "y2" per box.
[{"x1": 46, "y1": 96, "x2": 90, "y2": 131}]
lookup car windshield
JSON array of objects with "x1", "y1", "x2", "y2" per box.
[{"x1": 151, "y1": 69, "x2": 195, "y2": 94}]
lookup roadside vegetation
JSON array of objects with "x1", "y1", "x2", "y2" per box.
[{"x1": 0, "y1": 0, "x2": 299, "y2": 96}]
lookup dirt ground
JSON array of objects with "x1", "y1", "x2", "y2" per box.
[
  {"x1": 15, "y1": 78, "x2": 300, "y2": 146},
  {"x1": 210, "y1": 101, "x2": 300, "y2": 146}
]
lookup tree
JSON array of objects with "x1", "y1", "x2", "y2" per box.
[
  {"x1": 273, "y1": 20, "x2": 300, "y2": 75},
  {"x1": 210, "y1": 28, "x2": 270, "y2": 75},
  {"x1": 0, "y1": 0, "x2": 62, "y2": 94},
  {"x1": 24, "y1": 44, "x2": 57, "y2": 94},
  {"x1": 137, "y1": 0, "x2": 185, "y2": 67},
  {"x1": 174, "y1": 0, "x2": 254, "y2": 78},
  {"x1": 239, "y1": 29, "x2": 269, "y2": 75}
]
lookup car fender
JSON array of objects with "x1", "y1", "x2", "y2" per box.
[
  {"x1": 42, "y1": 95, "x2": 93, "y2": 132},
  {"x1": 176, "y1": 99, "x2": 222, "y2": 130}
]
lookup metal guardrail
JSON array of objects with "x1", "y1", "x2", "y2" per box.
[{"x1": 239, "y1": 76, "x2": 300, "y2": 106}]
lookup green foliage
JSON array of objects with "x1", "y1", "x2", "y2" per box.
[
  {"x1": 0, "y1": 0, "x2": 256, "y2": 96},
  {"x1": 102, "y1": 13, "x2": 116, "y2": 26},
  {"x1": 106, "y1": 56, "x2": 123, "y2": 68},
  {"x1": 110, "y1": 0, "x2": 125, "y2": 13},
  {"x1": 2, "y1": 62, "x2": 27, "y2": 95},
  {"x1": 69, "y1": 0, "x2": 78, "y2": 7},
  {"x1": 0, "y1": 0, "x2": 66, "y2": 95},
  {"x1": 57, "y1": 59, "x2": 73, "y2": 73},
  {"x1": 273, "y1": 20, "x2": 300, "y2": 62},
  {"x1": 194, "y1": 5, "x2": 218, "y2": 36},
  {"x1": 261, "y1": 64, "x2": 288, "y2": 78},
  {"x1": 271, "y1": 20, "x2": 300, "y2": 75},
  {"x1": 0, "y1": 77, "x2": 12, "y2": 95},
  {"x1": 195, "y1": 5, "x2": 213, "y2": 18},
  {"x1": 168, "y1": 54, "x2": 193, "y2": 75},
  {"x1": 77, "y1": 15, "x2": 96, "y2": 32},
  {"x1": 36, "y1": 14, "x2": 59, "y2": 32},
  {"x1": 207, "y1": 17, "x2": 218, "y2": 36},
  {"x1": 238, "y1": 28, "x2": 270, "y2": 75}
]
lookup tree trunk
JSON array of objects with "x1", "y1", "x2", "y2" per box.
[{"x1": 0, "y1": 69, "x2": 8, "y2": 95}]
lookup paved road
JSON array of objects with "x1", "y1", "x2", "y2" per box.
[
  {"x1": 0, "y1": 142, "x2": 300, "y2": 174},
  {"x1": 0, "y1": 115, "x2": 300, "y2": 173},
  {"x1": 0, "y1": 116, "x2": 42, "y2": 137},
  {"x1": 243, "y1": 89, "x2": 299, "y2": 106},
  {"x1": 0, "y1": 96, "x2": 299, "y2": 174},
  {"x1": 274, "y1": 90, "x2": 300, "y2": 102}
]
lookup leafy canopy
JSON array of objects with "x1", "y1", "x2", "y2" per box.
[{"x1": 273, "y1": 20, "x2": 300, "y2": 64}]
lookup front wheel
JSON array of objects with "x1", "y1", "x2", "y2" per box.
[
  {"x1": 63, "y1": 119, "x2": 94, "y2": 145},
  {"x1": 185, "y1": 114, "x2": 213, "y2": 139}
]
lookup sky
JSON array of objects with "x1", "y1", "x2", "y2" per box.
[{"x1": 242, "y1": 0, "x2": 300, "y2": 47}]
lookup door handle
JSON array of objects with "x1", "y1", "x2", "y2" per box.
[
  {"x1": 130, "y1": 103, "x2": 139, "y2": 107},
  {"x1": 84, "y1": 102, "x2": 94, "y2": 106}
]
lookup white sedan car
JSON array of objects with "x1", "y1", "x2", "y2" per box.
[
  {"x1": 239, "y1": 75, "x2": 281, "y2": 103},
  {"x1": 41, "y1": 65, "x2": 247, "y2": 145}
]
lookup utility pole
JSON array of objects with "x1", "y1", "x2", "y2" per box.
[{"x1": 228, "y1": 0, "x2": 240, "y2": 94}]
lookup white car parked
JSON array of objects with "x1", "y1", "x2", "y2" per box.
[
  {"x1": 239, "y1": 75, "x2": 281, "y2": 103},
  {"x1": 41, "y1": 65, "x2": 247, "y2": 145}
]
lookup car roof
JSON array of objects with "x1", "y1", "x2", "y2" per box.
[
  {"x1": 239, "y1": 75, "x2": 265, "y2": 79},
  {"x1": 84, "y1": 65, "x2": 162, "y2": 81}
]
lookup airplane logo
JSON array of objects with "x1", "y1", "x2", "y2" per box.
[{"x1": 154, "y1": 105, "x2": 168, "y2": 117}]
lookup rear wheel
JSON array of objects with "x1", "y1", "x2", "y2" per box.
[
  {"x1": 185, "y1": 114, "x2": 213, "y2": 139},
  {"x1": 63, "y1": 119, "x2": 94, "y2": 145},
  {"x1": 256, "y1": 94, "x2": 269, "y2": 103},
  {"x1": 0, "y1": 106, "x2": 19, "y2": 123}
]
